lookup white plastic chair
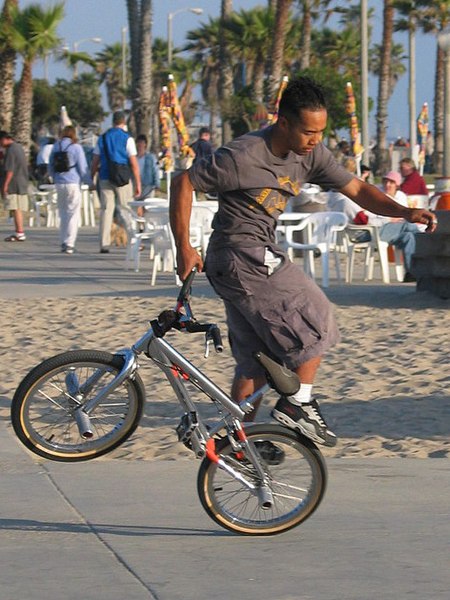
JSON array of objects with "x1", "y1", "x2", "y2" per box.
[
  {"x1": 150, "y1": 223, "x2": 181, "y2": 286},
  {"x1": 277, "y1": 211, "x2": 349, "y2": 287},
  {"x1": 80, "y1": 185, "x2": 96, "y2": 226},
  {"x1": 190, "y1": 204, "x2": 217, "y2": 258},
  {"x1": 344, "y1": 224, "x2": 404, "y2": 284},
  {"x1": 117, "y1": 206, "x2": 157, "y2": 272}
]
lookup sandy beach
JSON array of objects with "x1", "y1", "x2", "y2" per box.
[{"x1": 2, "y1": 288, "x2": 449, "y2": 460}]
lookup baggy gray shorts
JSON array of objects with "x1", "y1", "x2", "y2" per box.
[{"x1": 205, "y1": 245, "x2": 340, "y2": 379}]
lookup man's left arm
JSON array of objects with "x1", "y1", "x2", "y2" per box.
[
  {"x1": 340, "y1": 177, "x2": 437, "y2": 232},
  {"x1": 129, "y1": 155, "x2": 141, "y2": 198}
]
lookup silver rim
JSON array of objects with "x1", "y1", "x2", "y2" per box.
[
  {"x1": 20, "y1": 360, "x2": 139, "y2": 457},
  {"x1": 205, "y1": 432, "x2": 323, "y2": 532}
]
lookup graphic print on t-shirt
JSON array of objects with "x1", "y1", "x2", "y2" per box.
[{"x1": 254, "y1": 176, "x2": 301, "y2": 215}]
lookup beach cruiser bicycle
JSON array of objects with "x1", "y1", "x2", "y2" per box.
[{"x1": 11, "y1": 269, "x2": 327, "y2": 535}]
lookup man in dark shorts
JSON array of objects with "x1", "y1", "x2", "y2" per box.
[{"x1": 170, "y1": 77, "x2": 436, "y2": 447}]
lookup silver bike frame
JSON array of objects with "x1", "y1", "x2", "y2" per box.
[
  {"x1": 79, "y1": 324, "x2": 269, "y2": 441},
  {"x1": 75, "y1": 322, "x2": 273, "y2": 502}
]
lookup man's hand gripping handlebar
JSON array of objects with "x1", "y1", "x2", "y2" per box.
[
  {"x1": 175, "y1": 244, "x2": 204, "y2": 282},
  {"x1": 150, "y1": 268, "x2": 223, "y2": 357}
]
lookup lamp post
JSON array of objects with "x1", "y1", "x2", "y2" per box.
[
  {"x1": 360, "y1": 0, "x2": 369, "y2": 165},
  {"x1": 121, "y1": 26, "x2": 128, "y2": 91},
  {"x1": 408, "y1": 9, "x2": 417, "y2": 159},
  {"x1": 167, "y1": 7, "x2": 203, "y2": 67},
  {"x1": 73, "y1": 37, "x2": 102, "y2": 78},
  {"x1": 438, "y1": 26, "x2": 450, "y2": 177}
]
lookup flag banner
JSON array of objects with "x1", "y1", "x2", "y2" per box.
[{"x1": 345, "y1": 81, "x2": 364, "y2": 157}]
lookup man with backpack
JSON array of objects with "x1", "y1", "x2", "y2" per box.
[
  {"x1": 49, "y1": 125, "x2": 91, "y2": 254},
  {"x1": 90, "y1": 111, "x2": 141, "y2": 253}
]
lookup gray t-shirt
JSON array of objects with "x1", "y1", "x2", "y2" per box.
[
  {"x1": 188, "y1": 126, "x2": 353, "y2": 248},
  {"x1": 4, "y1": 141, "x2": 29, "y2": 195}
]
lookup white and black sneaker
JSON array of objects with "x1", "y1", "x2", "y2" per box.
[{"x1": 271, "y1": 396, "x2": 337, "y2": 447}]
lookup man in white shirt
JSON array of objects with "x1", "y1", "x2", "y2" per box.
[{"x1": 91, "y1": 111, "x2": 141, "y2": 253}]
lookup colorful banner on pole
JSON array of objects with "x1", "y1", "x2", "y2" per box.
[
  {"x1": 416, "y1": 101, "x2": 429, "y2": 167},
  {"x1": 345, "y1": 81, "x2": 364, "y2": 157},
  {"x1": 267, "y1": 76, "x2": 289, "y2": 125},
  {"x1": 158, "y1": 86, "x2": 174, "y2": 173},
  {"x1": 159, "y1": 75, "x2": 196, "y2": 171},
  {"x1": 167, "y1": 74, "x2": 195, "y2": 166}
]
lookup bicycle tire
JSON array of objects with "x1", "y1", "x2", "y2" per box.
[
  {"x1": 197, "y1": 423, "x2": 327, "y2": 535},
  {"x1": 11, "y1": 350, "x2": 145, "y2": 462}
]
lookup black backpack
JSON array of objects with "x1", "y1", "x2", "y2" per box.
[{"x1": 53, "y1": 142, "x2": 73, "y2": 173}]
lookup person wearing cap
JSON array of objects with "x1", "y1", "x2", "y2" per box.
[
  {"x1": 91, "y1": 111, "x2": 141, "y2": 253},
  {"x1": 399, "y1": 157, "x2": 428, "y2": 195},
  {"x1": 355, "y1": 170, "x2": 420, "y2": 281}
]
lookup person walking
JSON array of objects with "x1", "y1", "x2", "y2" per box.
[
  {"x1": 48, "y1": 126, "x2": 91, "y2": 254},
  {"x1": 90, "y1": 111, "x2": 141, "y2": 253},
  {"x1": 169, "y1": 77, "x2": 436, "y2": 448},
  {"x1": 0, "y1": 131, "x2": 29, "y2": 242}
]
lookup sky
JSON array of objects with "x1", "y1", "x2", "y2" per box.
[{"x1": 19, "y1": 0, "x2": 438, "y2": 142}]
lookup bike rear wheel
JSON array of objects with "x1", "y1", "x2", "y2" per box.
[
  {"x1": 11, "y1": 350, "x2": 145, "y2": 462},
  {"x1": 197, "y1": 424, "x2": 327, "y2": 535}
]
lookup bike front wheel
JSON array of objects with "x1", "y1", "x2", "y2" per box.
[
  {"x1": 197, "y1": 424, "x2": 327, "y2": 535},
  {"x1": 11, "y1": 350, "x2": 145, "y2": 462}
]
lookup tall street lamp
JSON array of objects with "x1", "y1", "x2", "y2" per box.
[
  {"x1": 73, "y1": 37, "x2": 102, "y2": 78},
  {"x1": 167, "y1": 7, "x2": 203, "y2": 67},
  {"x1": 408, "y1": 11, "x2": 417, "y2": 159},
  {"x1": 360, "y1": 0, "x2": 369, "y2": 165},
  {"x1": 121, "y1": 26, "x2": 128, "y2": 92},
  {"x1": 438, "y1": 26, "x2": 450, "y2": 177}
]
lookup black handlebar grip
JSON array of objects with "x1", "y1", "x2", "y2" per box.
[
  {"x1": 210, "y1": 325, "x2": 224, "y2": 353},
  {"x1": 176, "y1": 268, "x2": 197, "y2": 303}
]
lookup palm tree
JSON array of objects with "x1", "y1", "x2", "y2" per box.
[
  {"x1": 126, "y1": 0, "x2": 153, "y2": 137},
  {"x1": 298, "y1": 0, "x2": 334, "y2": 71},
  {"x1": 9, "y1": 2, "x2": 64, "y2": 152},
  {"x1": 311, "y1": 26, "x2": 362, "y2": 82},
  {"x1": 266, "y1": 0, "x2": 293, "y2": 101},
  {"x1": 0, "y1": 0, "x2": 18, "y2": 131},
  {"x1": 369, "y1": 42, "x2": 407, "y2": 96},
  {"x1": 185, "y1": 18, "x2": 222, "y2": 139},
  {"x1": 219, "y1": 0, "x2": 234, "y2": 143},
  {"x1": 374, "y1": 0, "x2": 395, "y2": 173},
  {"x1": 96, "y1": 43, "x2": 126, "y2": 112},
  {"x1": 225, "y1": 7, "x2": 275, "y2": 104},
  {"x1": 58, "y1": 48, "x2": 97, "y2": 79},
  {"x1": 416, "y1": 0, "x2": 450, "y2": 174}
]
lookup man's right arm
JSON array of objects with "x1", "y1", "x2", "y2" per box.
[
  {"x1": 90, "y1": 154, "x2": 100, "y2": 180},
  {"x1": 1, "y1": 171, "x2": 13, "y2": 198},
  {"x1": 169, "y1": 170, "x2": 203, "y2": 280}
]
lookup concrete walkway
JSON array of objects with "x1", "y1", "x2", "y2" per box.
[{"x1": 1, "y1": 225, "x2": 449, "y2": 600}]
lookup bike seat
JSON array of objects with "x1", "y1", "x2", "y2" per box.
[{"x1": 253, "y1": 352, "x2": 300, "y2": 396}]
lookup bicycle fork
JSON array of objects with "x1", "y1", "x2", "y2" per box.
[
  {"x1": 66, "y1": 349, "x2": 138, "y2": 439},
  {"x1": 206, "y1": 422, "x2": 274, "y2": 510}
]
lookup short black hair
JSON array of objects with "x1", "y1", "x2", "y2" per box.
[
  {"x1": 278, "y1": 77, "x2": 327, "y2": 122},
  {"x1": 112, "y1": 110, "x2": 126, "y2": 125},
  {"x1": 360, "y1": 164, "x2": 371, "y2": 173},
  {"x1": 0, "y1": 130, "x2": 12, "y2": 140},
  {"x1": 136, "y1": 134, "x2": 148, "y2": 145},
  {"x1": 199, "y1": 126, "x2": 210, "y2": 136}
]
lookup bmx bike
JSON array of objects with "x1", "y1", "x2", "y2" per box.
[{"x1": 11, "y1": 270, "x2": 327, "y2": 535}]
